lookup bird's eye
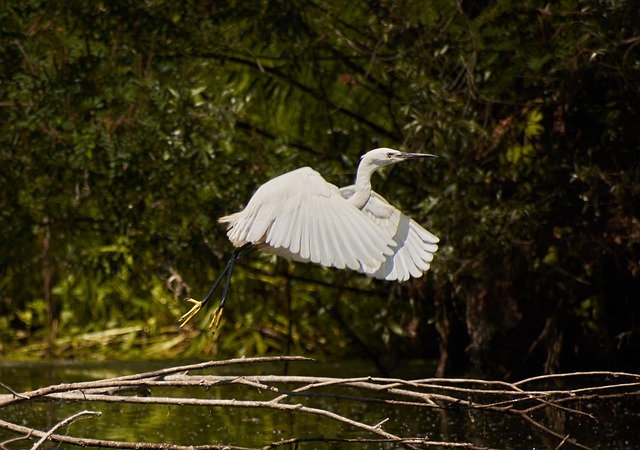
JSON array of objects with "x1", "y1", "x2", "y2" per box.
[{"x1": 387, "y1": 152, "x2": 395, "y2": 158}]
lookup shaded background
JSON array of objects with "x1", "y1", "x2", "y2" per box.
[{"x1": 1, "y1": 0, "x2": 639, "y2": 378}]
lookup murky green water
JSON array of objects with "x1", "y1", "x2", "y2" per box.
[{"x1": 0, "y1": 360, "x2": 638, "y2": 449}]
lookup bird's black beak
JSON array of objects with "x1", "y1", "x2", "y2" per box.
[{"x1": 397, "y1": 152, "x2": 438, "y2": 160}]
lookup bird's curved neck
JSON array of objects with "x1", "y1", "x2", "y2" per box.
[{"x1": 348, "y1": 162, "x2": 377, "y2": 210}]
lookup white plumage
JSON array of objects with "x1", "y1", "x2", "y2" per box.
[
  {"x1": 181, "y1": 147, "x2": 439, "y2": 331},
  {"x1": 339, "y1": 188, "x2": 438, "y2": 281},
  {"x1": 219, "y1": 148, "x2": 439, "y2": 281}
]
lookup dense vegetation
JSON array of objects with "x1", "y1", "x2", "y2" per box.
[{"x1": 1, "y1": 0, "x2": 638, "y2": 378}]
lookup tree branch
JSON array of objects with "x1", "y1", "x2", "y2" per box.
[
  {"x1": 1, "y1": 358, "x2": 637, "y2": 449},
  {"x1": 30, "y1": 411, "x2": 101, "y2": 450}
]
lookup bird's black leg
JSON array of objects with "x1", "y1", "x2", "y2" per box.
[
  {"x1": 180, "y1": 243, "x2": 255, "y2": 332},
  {"x1": 208, "y1": 243, "x2": 255, "y2": 331}
]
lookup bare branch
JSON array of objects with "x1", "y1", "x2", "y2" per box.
[
  {"x1": 30, "y1": 410, "x2": 101, "y2": 450},
  {"x1": 1, "y1": 358, "x2": 637, "y2": 449}
]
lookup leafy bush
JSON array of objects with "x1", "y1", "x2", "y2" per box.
[{"x1": 1, "y1": 0, "x2": 638, "y2": 377}]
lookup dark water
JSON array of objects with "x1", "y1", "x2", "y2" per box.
[{"x1": 0, "y1": 360, "x2": 638, "y2": 449}]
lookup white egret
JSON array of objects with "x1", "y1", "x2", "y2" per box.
[{"x1": 180, "y1": 148, "x2": 439, "y2": 331}]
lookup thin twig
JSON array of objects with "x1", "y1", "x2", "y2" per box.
[
  {"x1": 0, "y1": 417, "x2": 251, "y2": 449},
  {"x1": 514, "y1": 371, "x2": 640, "y2": 387},
  {"x1": 0, "y1": 381, "x2": 29, "y2": 399},
  {"x1": 31, "y1": 410, "x2": 101, "y2": 450},
  {"x1": 513, "y1": 411, "x2": 594, "y2": 450},
  {"x1": 262, "y1": 436, "x2": 494, "y2": 449}
]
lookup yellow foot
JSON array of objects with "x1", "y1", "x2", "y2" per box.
[
  {"x1": 209, "y1": 307, "x2": 224, "y2": 334},
  {"x1": 179, "y1": 298, "x2": 203, "y2": 328}
]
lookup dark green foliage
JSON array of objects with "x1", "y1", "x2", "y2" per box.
[{"x1": 1, "y1": 0, "x2": 638, "y2": 377}]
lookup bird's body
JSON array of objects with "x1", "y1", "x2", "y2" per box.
[
  {"x1": 181, "y1": 148, "x2": 439, "y2": 330},
  {"x1": 219, "y1": 156, "x2": 439, "y2": 280}
]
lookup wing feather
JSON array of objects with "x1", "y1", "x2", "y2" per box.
[
  {"x1": 329, "y1": 214, "x2": 351, "y2": 269},
  {"x1": 340, "y1": 185, "x2": 439, "y2": 281},
  {"x1": 317, "y1": 214, "x2": 334, "y2": 267},
  {"x1": 340, "y1": 217, "x2": 364, "y2": 270},
  {"x1": 220, "y1": 167, "x2": 395, "y2": 273},
  {"x1": 298, "y1": 206, "x2": 311, "y2": 261},
  {"x1": 309, "y1": 214, "x2": 322, "y2": 265},
  {"x1": 288, "y1": 204, "x2": 304, "y2": 255},
  {"x1": 329, "y1": 213, "x2": 361, "y2": 271}
]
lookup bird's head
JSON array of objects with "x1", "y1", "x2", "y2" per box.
[{"x1": 361, "y1": 148, "x2": 437, "y2": 168}]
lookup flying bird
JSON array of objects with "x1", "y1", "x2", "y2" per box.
[{"x1": 180, "y1": 148, "x2": 439, "y2": 331}]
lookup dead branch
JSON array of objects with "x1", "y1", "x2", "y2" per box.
[
  {"x1": 30, "y1": 411, "x2": 101, "y2": 450},
  {"x1": 0, "y1": 418, "x2": 252, "y2": 450},
  {"x1": 0, "y1": 356, "x2": 638, "y2": 449},
  {"x1": 261, "y1": 436, "x2": 489, "y2": 449}
]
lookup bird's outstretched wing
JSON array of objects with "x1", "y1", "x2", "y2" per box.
[
  {"x1": 340, "y1": 186, "x2": 439, "y2": 281},
  {"x1": 220, "y1": 167, "x2": 395, "y2": 274}
]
